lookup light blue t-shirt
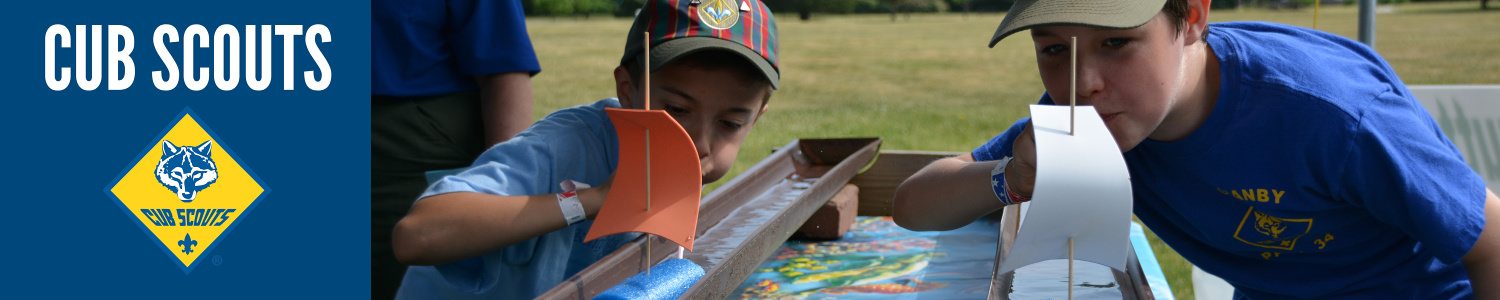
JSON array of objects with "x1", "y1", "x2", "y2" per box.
[
  {"x1": 396, "y1": 98, "x2": 640, "y2": 299},
  {"x1": 974, "y1": 23, "x2": 1485, "y2": 299}
]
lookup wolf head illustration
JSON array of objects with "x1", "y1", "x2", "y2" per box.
[
  {"x1": 1253, "y1": 211, "x2": 1287, "y2": 239},
  {"x1": 155, "y1": 140, "x2": 218, "y2": 202}
]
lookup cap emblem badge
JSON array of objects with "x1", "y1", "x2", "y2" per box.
[{"x1": 699, "y1": 0, "x2": 740, "y2": 30}]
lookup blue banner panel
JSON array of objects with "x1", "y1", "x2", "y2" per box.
[{"x1": 1, "y1": 0, "x2": 370, "y2": 297}]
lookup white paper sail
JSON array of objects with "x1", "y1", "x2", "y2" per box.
[{"x1": 995, "y1": 105, "x2": 1134, "y2": 275}]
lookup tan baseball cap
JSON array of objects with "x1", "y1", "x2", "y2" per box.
[{"x1": 988, "y1": 0, "x2": 1168, "y2": 47}]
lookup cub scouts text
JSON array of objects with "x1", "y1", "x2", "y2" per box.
[{"x1": 44, "y1": 24, "x2": 332, "y2": 91}]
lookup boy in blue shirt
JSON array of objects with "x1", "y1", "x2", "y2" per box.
[
  {"x1": 389, "y1": 0, "x2": 781, "y2": 298},
  {"x1": 893, "y1": 0, "x2": 1499, "y2": 298}
]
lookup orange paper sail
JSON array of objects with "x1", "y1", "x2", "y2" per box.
[{"x1": 584, "y1": 108, "x2": 702, "y2": 251}]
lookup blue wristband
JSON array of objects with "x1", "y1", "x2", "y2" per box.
[{"x1": 991, "y1": 156, "x2": 1015, "y2": 205}]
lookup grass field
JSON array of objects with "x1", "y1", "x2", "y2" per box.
[{"x1": 522, "y1": 2, "x2": 1500, "y2": 299}]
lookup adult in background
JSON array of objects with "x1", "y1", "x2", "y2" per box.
[{"x1": 372, "y1": 0, "x2": 538, "y2": 297}]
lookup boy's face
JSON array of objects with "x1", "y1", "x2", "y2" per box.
[
  {"x1": 614, "y1": 60, "x2": 772, "y2": 184},
  {"x1": 1029, "y1": 13, "x2": 1197, "y2": 152}
]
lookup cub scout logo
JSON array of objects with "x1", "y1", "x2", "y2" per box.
[
  {"x1": 107, "y1": 108, "x2": 266, "y2": 273},
  {"x1": 699, "y1": 0, "x2": 739, "y2": 30},
  {"x1": 156, "y1": 140, "x2": 218, "y2": 202},
  {"x1": 1233, "y1": 207, "x2": 1311, "y2": 251}
]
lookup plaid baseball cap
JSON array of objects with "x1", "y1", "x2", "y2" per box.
[
  {"x1": 622, "y1": 0, "x2": 779, "y2": 89},
  {"x1": 988, "y1": 0, "x2": 1168, "y2": 47}
]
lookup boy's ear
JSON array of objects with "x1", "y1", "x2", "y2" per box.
[
  {"x1": 1185, "y1": 0, "x2": 1212, "y2": 45},
  {"x1": 613, "y1": 65, "x2": 636, "y2": 109},
  {"x1": 750, "y1": 101, "x2": 771, "y2": 126}
]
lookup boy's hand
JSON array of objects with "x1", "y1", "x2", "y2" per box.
[
  {"x1": 581, "y1": 174, "x2": 615, "y2": 219},
  {"x1": 892, "y1": 121, "x2": 1040, "y2": 231},
  {"x1": 1006, "y1": 122, "x2": 1038, "y2": 199}
]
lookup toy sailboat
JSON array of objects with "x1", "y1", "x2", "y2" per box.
[
  {"x1": 995, "y1": 104, "x2": 1133, "y2": 275},
  {"x1": 583, "y1": 33, "x2": 702, "y2": 253},
  {"x1": 994, "y1": 37, "x2": 1134, "y2": 300}
]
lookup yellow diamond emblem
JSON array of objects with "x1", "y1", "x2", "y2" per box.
[{"x1": 107, "y1": 109, "x2": 265, "y2": 273}]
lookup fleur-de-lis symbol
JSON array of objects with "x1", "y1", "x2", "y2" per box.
[
  {"x1": 178, "y1": 233, "x2": 199, "y2": 255},
  {"x1": 707, "y1": 6, "x2": 732, "y2": 21}
]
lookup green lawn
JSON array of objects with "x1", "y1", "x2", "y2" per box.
[{"x1": 523, "y1": 2, "x2": 1500, "y2": 299}]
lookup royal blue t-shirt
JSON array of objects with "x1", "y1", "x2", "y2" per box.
[
  {"x1": 974, "y1": 22, "x2": 1486, "y2": 299},
  {"x1": 396, "y1": 99, "x2": 640, "y2": 299},
  {"x1": 372, "y1": 0, "x2": 541, "y2": 97}
]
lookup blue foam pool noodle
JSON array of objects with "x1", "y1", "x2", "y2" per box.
[{"x1": 593, "y1": 258, "x2": 705, "y2": 300}]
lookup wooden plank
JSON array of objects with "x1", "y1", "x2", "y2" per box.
[
  {"x1": 848, "y1": 150, "x2": 962, "y2": 216},
  {"x1": 793, "y1": 184, "x2": 860, "y2": 240},
  {"x1": 682, "y1": 139, "x2": 882, "y2": 299},
  {"x1": 536, "y1": 138, "x2": 882, "y2": 300}
]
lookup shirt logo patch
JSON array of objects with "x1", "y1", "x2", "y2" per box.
[
  {"x1": 1233, "y1": 207, "x2": 1312, "y2": 251},
  {"x1": 699, "y1": 0, "x2": 740, "y2": 30},
  {"x1": 107, "y1": 108, "x2": 266, "y2": 273}
]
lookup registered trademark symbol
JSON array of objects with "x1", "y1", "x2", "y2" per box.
[{"x1": 213, "y1": 255, "x2": 223, "y2": 266}]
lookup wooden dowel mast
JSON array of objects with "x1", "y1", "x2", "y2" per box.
[
  {"x1": 644, "y1": 32, "x2": 652, "y2": 275},
  {"x1": 644, "y1": 32, "x2": 651, "y2": 110},
  {"x1": 1070, "y1": 36, "x2": 1077, "y2": 136},
  {"x1": 647, "y1": 235, "x2": 652, "y2": 276},
  {"x1": 643, "y1": 32, "x2": 652, "y2": 214},
  {"x1": 1068, "y1": 237, "x2": 1075, "y2": 300}
]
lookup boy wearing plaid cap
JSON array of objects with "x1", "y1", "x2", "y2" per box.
[
  {"x1": 390, "y1": 0, "x2": 780, "y2": 298},
  {"x1": 893, "y1": 0, "x2": 1499, "y2": 298}
]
